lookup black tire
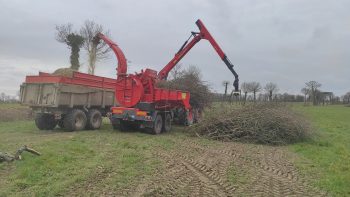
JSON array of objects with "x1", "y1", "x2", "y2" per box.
[
  {"x1": 111, "y1": 119, "x2": 120, "y2": 130},
  {"x1": 162, "y1": 113, "x2": 172, "y2": 132},
  {"x1": 86, "y1": 109, "x2": 102, "y2": 130},
  {"x1": 63, "y1": 109, "x2": 87, "y2": 132},
  {"x1": 152, "y1": 114, "x2": 163, "y2": 135},
  {"x1": 119, "y1": 120, "x2": 130, "y2": 131},
  {"x1": 35, "y1": 113, "x2": 57, "y2": 130},
  {"x1": 110, "y1": 118, "x2": 129, "y2": 131},
  {"x1": 57, "y1": 119, "x2": 64, "y2": 129},
  {"x1": 112, "y1": 123, "x2": 119, "y2": 130}
]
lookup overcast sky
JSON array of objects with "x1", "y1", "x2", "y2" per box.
[{"x1": 0, "y1": 0, "x2": 349, "y2": 96}]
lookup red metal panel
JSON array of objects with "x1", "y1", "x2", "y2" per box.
[
  {"x1": 25, "y1": 71, "x2": 117, "y2": 90},
  {"x1": 73, "y1": 72, "x2": 103, "y2": 82},
  {"x1": 26, "y1": 76, "x2": 63, "y2": 83},
  {"x1": 39, "y1": 72, "x2": 51, "y2": 76},
  {"x1": 115, "y1": 76, "x2": 144, "y2": 107}
]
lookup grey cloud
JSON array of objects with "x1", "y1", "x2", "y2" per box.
[{"x1": 0, "y1": 0, "x2": 349, "y2": 96}]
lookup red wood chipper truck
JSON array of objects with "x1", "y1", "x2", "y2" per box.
[
  {"x1": 20, "y1": 19, "x2": 239, "y2": 133},
  {"x1": 95, "y1": 19, "x2": 239, "y2": 134}
]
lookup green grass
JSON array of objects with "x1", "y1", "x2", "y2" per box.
[
  {"x1": 291, "y1": 104, "x2": 350, "y2": 196},
  {"x1": 227, "y1": 164, "x2": 249, "y2": 186},
  {"x1": 0, "y1": 120, "x2": 181, "y2": 197},
  {"x1": 1, "y1": 103, "x2": 350, "y2": 196}
]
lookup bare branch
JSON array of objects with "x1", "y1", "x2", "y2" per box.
[
  {"x1": 80, "y1": 20, "x2": 111, "y2": 74},
  {"x1": 55, "y1": 23, "x2": 73, "y2": 44}
]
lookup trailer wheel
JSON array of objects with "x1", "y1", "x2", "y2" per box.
[
  {"x1": 57, "y1": 120, "x2": 64, "y2": 129},
  {"x1": 63, "y1": 109, "x2": 87, "y2": 131},
  {"x1": 35, "y1": 113, "x2": 57, "y2": 130},
  {"x1": 86, "y1": 110, "x2": 102, "y2": 130},
  {"x1": 152, "y1": 114, "x2": 163, "y2": 135},
  {"x1": 162, "y1": 113, "x2": 172, "y2": 132}
]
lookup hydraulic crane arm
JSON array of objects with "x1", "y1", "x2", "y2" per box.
[
  {"x1": 158, "y1": 19, "x2": 239, "y2": 92},
  {"x1": 93, "y1": 33, "x2": 128, "y2": 78}
]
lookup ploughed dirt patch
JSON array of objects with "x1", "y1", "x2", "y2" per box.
[
  {"x1": 136, "y1": 140, "x2": 325, "y2": 196},
  {"x1": 69, "y1": 137, "x2": 327, "y2": 197},
  {"x1": 0, "y1": 105, "x2": 33, "y2": 122}
]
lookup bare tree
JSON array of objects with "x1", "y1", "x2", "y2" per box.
[
  {"x1": 301, "y1": 87, "x2": 310, "y2": 104},
  {"x1": 305, "y1": 81, "x2": 321, "y2": 105},
  {"x1": 0, "y1": 92, "x2": 5, "y2": 102},
  {"x1": 343, "y1": 92, "x2": 350, "y2": 104},
  {"x1": 169, "y1": 64, "x2": 183, "y2": 80},
  {"x1": 249, "y1": 82, "x2": 261, "y2": 101},
  {"x1": 55, "y1": 24, "x2": 84, "y2": 70},
  {"x1": 241, "y1": 82, "x2": 250, "y2": 103},
  {"x1": 80, "y1": 20, "x2": 111, "y2": 75},
  {"x1": 264, "y1": 82, "x2": 278, "y2": 101}
]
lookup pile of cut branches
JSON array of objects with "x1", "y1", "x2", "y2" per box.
[
  {"x1": 190, "y1": 103, "x2": 311, "y2": 145},
  {"x1": 157, "y1": 66, "x2": 212, "y2": 110}
]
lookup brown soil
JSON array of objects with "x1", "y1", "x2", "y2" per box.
[
  {"x1": 117, "y1": 138, "x2": 327, "y2": 197},
  {"x1": 58, "y1": 131, "x2": 327, "y2": 197}
]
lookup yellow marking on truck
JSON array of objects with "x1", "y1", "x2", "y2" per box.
[
  {"x1": 182, "y1": 92, "x2": 187, "y2": 99},
  {"x1": 136, "y1": 111, "x2": 147, "y2": 116},
  {"x1": 113, "y1": 109, "x2": 123, "y2": 114}
]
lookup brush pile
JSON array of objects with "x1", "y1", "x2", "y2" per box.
[
  {"x1": 157, "y1": 66, "x2": 212, "y2": 110},
  {"x1": 191, "y1": 103, "x2": 311, "y2": 145}
]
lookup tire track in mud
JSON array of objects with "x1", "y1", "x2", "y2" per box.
[
  {"x1": 65, "y1": 137, "x2": 327, "y2": 196},
  {"x1": 139, "y1": 150, "x2": 233, "y2": 197},
  {"x1": 175, "y1": 139, "x2": 327, "y2": 197},
  {"x1": 217, "y1": 148, "x2": 324, "y2": 196}
]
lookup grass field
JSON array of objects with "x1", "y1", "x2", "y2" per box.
[
  {"x1": 0, "y1": 119, "x2": 188, "y2": 196},
  {"x1": 0, "y1": 121, "x2": 144, "y2": 196},
  {"x1": 291, "y1": 105, "x2": 350, "y2": 196},
  {"x1": 0, "y1": 103, "x2": 349, "y2": 196}
]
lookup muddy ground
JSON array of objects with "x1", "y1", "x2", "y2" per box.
[{"x1": 69, "y1": 137, "x2": 327, "y2": 197}]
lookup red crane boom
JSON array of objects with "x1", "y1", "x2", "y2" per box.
[
  {"x1": 94, "y1": 33, "x2": 128, "y2": 78},
  {"x1": 158, "y1": 19, "x2": 239, "y2": 91}
]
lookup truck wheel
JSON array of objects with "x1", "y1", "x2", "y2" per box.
[
  {"x1": 58, "y1": 120, "x2": 64, "y2": 129},
  {"x1": 162, "y1": 113, "x2": 172, "y2": 132},
  {"x1": 110, "y1": 118, "x2": 128, "y2": 131},
  {"x1": 63, "y1": 109, "x2": 87, "y2": 132},
  {"x1": 112, "y1": 122, "x2": 119, "y2": 130},
  {"x1": 119, "y1": 120, "x2": 130, "y2": 131},
  {"x1": 152, "y1": 114, "x2": 163, "y2": 135},
  {"x1": 86, "y1": 109, "x2": 102, "y2": 130},
  {"x1": 111, "y1": 118, "x2": 120, "y2": 130},
  {"x1": 35, "y1": 113, "x2": 57, "y2": 130}
]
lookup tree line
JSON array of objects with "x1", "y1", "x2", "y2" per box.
[
  {"x1": 0, "y1": 92, "x2": 19, "y2": 103},
  {"x1": 219, "y1": 80, "x2": 349, "y2": 105}
]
